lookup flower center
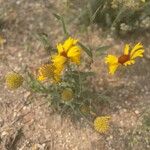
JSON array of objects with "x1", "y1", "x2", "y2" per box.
[
  {"x1": 61, "y1": 51, "x2": 68, "y2": 58},
  {"x1": 118, "y1": 55, "x2": 130, "y2": 64}
]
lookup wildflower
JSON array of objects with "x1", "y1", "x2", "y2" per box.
[
  {"x1": 105, "y1": 43, "x2": 144, "y2": 75},
  {"x1": 52, "y1": 37, "x2": 82, "y2": 70},
  {"x1": 94, "y1": 116, "x2": 111, "y2": 133},
  {"x1": 61, "y1": 88, "x2": 73, "y2": 102},
  {"x1": 5, "y1": 73, "x2": 23, "y2": 89},
  {"x1": 37, "y1": 64, "x2": 61, "y2": 82}
]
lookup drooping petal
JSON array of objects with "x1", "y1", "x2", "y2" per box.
[
  {"x1": 105, "y1": 55, "x2": 119, "y2": 75},
  {"x1": 130, "y1": 49, "x2": 144, "y2": 60},
  {"x1": 124, "y1": 60, "x2": 135, "y2": 66},
  {"x1": 108, "y1": 63, "x2": 120, "y2": 75},
  {"x1": 130, "y1": 43, "x2": 144, "y2": 58},
  {"x1": 124, "y1": 44, "x2": 130, "y2": 55}
]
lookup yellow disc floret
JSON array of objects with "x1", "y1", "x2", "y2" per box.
[
  {"x1": 5, "y1": 73, "x2": 23, "y2": 89},
  {"x1": 94, "y1": 116, "x2": 111, "y2": 133},
  {"x1": 61, "y1": 88, "x2": 74, "y2": 102}
]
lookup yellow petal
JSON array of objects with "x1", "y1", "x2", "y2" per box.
[
  {"x1": 124, "y1": 60, "x2": 135, "y2": 66},
  {"x1": 52, "y1": 55, "x2": 67, "y2": 67},
  {"x1": 70, "y1": 55, "x2": 80, "y2": 64},
  {"x1": 130, "y1": 43, "x2": 144, "y2": 58},
  {"x1": 108, "y1": 63, "x2": 119, "y2": 75},
  {"x1": 57, "y1": 44, "x2": 64, "y2": 54},
  {"x1": 63, "y1": 37, "x2": 78, "y2": 51},
  {"x1": 124, "y1": 44, "x2": 130, "y2": 55},
  {"x1": 67, "y1": 46, "x2": 81, "y2": 64},
  {"x1": 105, "y1": 55, "x2": 118, "y2": 64},
  {"x1": 130, "y1": 49, "x2": 144, "y2": 60}
]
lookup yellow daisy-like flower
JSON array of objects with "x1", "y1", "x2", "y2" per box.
[
  {"x1": 61, "y1": 88, "x2": 74, "y2": 102},
  {"x1": 37, "y1": 64, "x2": 61, "y2": 82},
  {"x1": 5, "y1": 73, "x2": 23, "y2": 89},
  {"x1": 105, "y1": 43, "x2": 144, "y2": 75},
  {"x1": 52, "y1": 37, "x2": 82, "y2": 69},
  {"x1": 94, "y1": 116, "x2": 111, "y2": 133}
]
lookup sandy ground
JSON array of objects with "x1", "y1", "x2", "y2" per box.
[{"x1": 0, "y1": 0, "x2": 150, "y2": 150}]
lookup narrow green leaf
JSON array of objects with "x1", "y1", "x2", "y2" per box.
[
  {"x1": 52, "y1": 13, "x2": 69, "y2": 37},
  {"x1": 61, "y1": 17, "x2": 69, "y2": 37},
  {"x1": 52, "y1": 13, "x2": 61, "y2": 20},
  {"x1": 96, "y1": 45, "x2": 111, "y2": 51},
  {"x1": 78, "y1": 42, "x2": 93, "y2": 58},
  {"x1": 36, "y1": 33, "x2": 56, "y2": 53}
]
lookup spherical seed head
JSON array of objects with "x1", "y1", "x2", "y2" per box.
[
  {"x1": 80, "y1": 104, "x2": 90, "y2": 115},
  {"x1": 61, "y1": 88, "x2": 73, "y2": 102},
  {"x1": 5, "y1": 73, "x2": 23, "y2": 89},
  {"x1": 94, "y1": 116, "x2": 111, "y2": 133}
]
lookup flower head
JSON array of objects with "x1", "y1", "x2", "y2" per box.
[
  {"x1": 52, "y1": 37, "x2": 82, "y2": 70},
  {"x1": 5, "y1": 73, "x2": 23, "y2": 89},
  {"x1": 105, "y1": 43, "x2": 144, "y2": 75},
  {"x1": 94, "y1": 116, "x2": 111, "y2": 133},
  {"x1": 37, "y1": 64, "x2": 61, "y2": 83},
  {"x1": 61, "y1": 88, "x2": 74, "y2": 102}
]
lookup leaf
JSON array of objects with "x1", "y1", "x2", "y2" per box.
[
  {"x1": 27, "y1": 72, "x2": 49, "y2": 93},
  {"x1": 52, "y1": 13, "x2": 61, "y2": 20},
  {"x1": 78, "y1": 42, "x2": 93, "y2": 58},
  {"x1": 36, "y1": 33, "x2": 56, "y2": 53},
  {"x1": 53, "y1": 13, "x2": 69, "y2": 37},
  {"x1": 71, "y1": 71, "x2": 95, "y2": 79},
  {"x1": 95, "y1": 45, "x2": 112, "y2": 55}
]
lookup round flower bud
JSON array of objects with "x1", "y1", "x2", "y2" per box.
[
  {"x1": 80, "y1": 104, "x2": 90, "y2": 115},
  {"x1": 61, "y1": 88, "x2": 73, "y2": 102},
  {"x1": 5, "y1": 73, "x2": 23, "y2": 89}
]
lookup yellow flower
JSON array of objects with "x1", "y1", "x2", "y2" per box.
[
  {"x1": 5, "y1": 73, "x2": 23, "y2": 89},
  {"x1": 52, "y1": 37, "x2": 82, "y2": 69},
  {"x1": 37, "y1": 64, "x2": 61, "y2": 82},
  {"x1": 94, "y1": 116, "x2": 111, "y2": 133},
  {"x1": 61, "y1": 88, "x2": 74, "y2": 102},
  {"x1": 105, "y1": 43, "x2": 144, "y2": 75}
]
